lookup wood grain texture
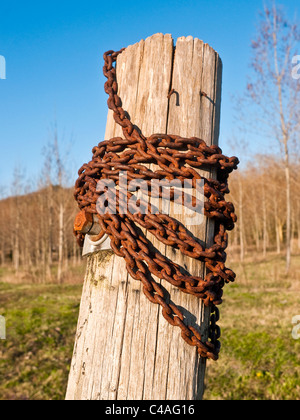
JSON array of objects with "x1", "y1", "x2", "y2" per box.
[{"x1": 66, "y1": 33, "x2": 222, "y2": 401}]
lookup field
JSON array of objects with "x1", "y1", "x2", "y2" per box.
[
  {"x1": 205, "y1": 254, "x2": 300, "y2": 400},
  {"x1": 0, "y1": 254, "x2": 300, "y2": 400}
]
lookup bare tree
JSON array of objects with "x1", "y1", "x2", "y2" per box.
[
  {"x1": 246, "y1": 2, "x2": 300, "y2": 272},
  {"x1": 10, "y1": 166, "x2": 26, "y2": 272},
  {"x1": 43, "y1": 123, "x2": 74, "y2": 283},
  {"x1": 0, "y1": 186, "x2": 6, "y2": 265}
]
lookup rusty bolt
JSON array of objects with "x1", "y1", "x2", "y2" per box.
[{"x1": 74, "y1": 210, "x2": 94, "y2": 234}]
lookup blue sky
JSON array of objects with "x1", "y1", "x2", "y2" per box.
[{"x1": 0, "y1": 0, "x2": 299, "y2": 195}]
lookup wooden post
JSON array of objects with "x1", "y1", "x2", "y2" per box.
[{"x1": 66, "y1": 33, "x2": 222, "y2": 401}]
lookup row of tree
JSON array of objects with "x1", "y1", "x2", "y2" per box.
[
  {"x1": 0, "y1": 185, "x2": 79, "y2": 283},
  {"x1": 0, "y1": 127, "x2": 81, "y2": 283},
  {"x1": 228, "y1": 156, "x2": 300, "y2": 262},
  {"x1": 0, "y1": 150, "x2": 299, "y2": 283}
]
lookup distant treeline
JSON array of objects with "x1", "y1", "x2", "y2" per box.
[
  {"x1": 0, "y1": 185, "x2": 80, "y2": 283},
  {"x1": 0, "y1": 154, "x2": 299, "y2": 283},
  {"x1": 228, "y1": 156, "x2": 300, "y2": 261}
]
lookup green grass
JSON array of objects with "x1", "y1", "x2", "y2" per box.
[
  {"x1": 204, "y1": 254, "x2": 300, "y2": 400},
  {"x1": 0, "y1": 283, "x2": 82, "y2": 400},
  {"x1": 0, "y1": 254, "x2": 300, "y2": 400}
]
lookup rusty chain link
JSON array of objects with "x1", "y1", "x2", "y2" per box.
[{"x1": 74, "y1": 48, "x2": 239, "y2": 360}]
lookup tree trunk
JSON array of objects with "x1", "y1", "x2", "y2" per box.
[
  {"x1": 297, "y1": 201, "x2": 300, "y2": 251},
  {"x1": 13, "y1": 201, "x2": 20, "y2": 272},
  {"x1": 66, "y1": 34, "x2": 222, "y2": 401},
  {"x1": 238, "y1": 174, "x2": 245, "y2": 261},
  {"x1": 57, "y1": 203, "x2": 64, "y2": 284},
  {"x1": 274, "y1": 198, "x2": 281, "y2": 254},
  {"x1": 262, "y1": 181, "x2": 267, "y2": 258},
  {"x1": 285, "y1": 151, "x2": 291, "y2": 273},
  {"x1": 48, "y1": 185, "x2": 54, "y2": 266}
]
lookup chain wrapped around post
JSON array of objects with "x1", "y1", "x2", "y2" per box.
[{"x1": 74, "y1": 48, "x2": 239, "y2": 360}]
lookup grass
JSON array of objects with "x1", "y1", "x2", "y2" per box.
[
  {"x1": 0, "y1": 283, "x2": 82, "y2": 400},
  {"x1": 204, "y1": 253, "x2": 300, "y2": 400},
  {"x1": 0, "y1": 253, "x2": 299, "y2": 400}
]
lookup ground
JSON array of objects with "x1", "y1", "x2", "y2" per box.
[
  {"x1": 0, "y1": 254, "x2": 299, "y2": 400},
  {"x1": 205, "y1": 254, "x2": 300, "y2": 400},
  {"x1": 0, "y1": 282, "x2": 82, "y2": 400}
]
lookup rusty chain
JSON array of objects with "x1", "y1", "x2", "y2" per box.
[{"x1": 74, "y1": 48, "x2": 239, "y2": 360}]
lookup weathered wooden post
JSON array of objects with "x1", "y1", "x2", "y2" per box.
[{"x1": 66, "y1": 33, "x2": 224, "y2": 400}]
